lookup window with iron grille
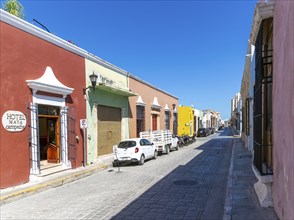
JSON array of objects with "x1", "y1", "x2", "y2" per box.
[
  {"x1": 253, "y1": 18, "x2": 273, "y2": 175},
  {"x1": 173, "y1": 112, "x2": 178, "y2": 135},
  {"x1": 165, "y1": 110, "x2": 170, "y2": 130},
  {"x1": 242, "y1": 107, "x2": 245, "y2": 133},
  {"x1": 245, "y1": 98, "x2": 250, "y2": 136},
  {"x1": 136, "y1": 105, "x2": 145, "y2": 137}
]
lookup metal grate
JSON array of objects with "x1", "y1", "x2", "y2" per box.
[
  {"x1": 136, "y1": 105, "x2": 145, "y2": 137},
  {"x1": 253, "y1": 18, "x2": 273, "y2": 175},
  {"x1": 67, "y1": 107, "x2": 77, "y2": 166},
  {"x1": 27, "y1": 102, "x2": 40, "y2": 174}
]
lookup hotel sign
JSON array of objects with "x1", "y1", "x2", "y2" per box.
[{"x1": 2, "y1": 111, "x2": 27, "y2": 132}]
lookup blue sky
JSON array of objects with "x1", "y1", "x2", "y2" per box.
[{"x1": 8, "y1": 0, "x2": 256, "y2": 120}]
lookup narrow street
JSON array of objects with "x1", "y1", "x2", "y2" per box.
[{"x1": 1, "y1": 128, "x2": 235, "y2": 220}]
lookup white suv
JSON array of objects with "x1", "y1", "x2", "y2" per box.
[{"x1": 113, "y1": 138, "x2": 158, "y2": 165}]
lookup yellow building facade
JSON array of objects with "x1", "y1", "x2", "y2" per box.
[{"x1": 178, "y1": 106, "x2": 195, "y2": 137}]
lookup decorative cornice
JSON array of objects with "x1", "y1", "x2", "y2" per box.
[
  {"x1": 249, "y1": 2, "x2": 275, "y2": 45},
  {"x1": 26, "y1": 66, "x2": 74, "y2": 98},
  {"x1": 136, "y1": 96, "x2": 146, "y2": 106},
  {"x1": 151, "y1": 97, "x2": 162, "y2": 110}
]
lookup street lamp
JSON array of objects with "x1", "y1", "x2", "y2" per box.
[
  {"x1": 83, "y1": 72, "x2": 98, "y2": 99},
  {"x1": 89, "y1": 72, "x2": 98, "y2": 87}
]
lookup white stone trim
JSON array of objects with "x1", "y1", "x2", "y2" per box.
[
  {"x1": 136, "y1": 96, "x2": 146, "y2": 106},
  {"x1": 252, "y1": 164, "x2": 273, "y2": 207},
  {"x1": 164, "y1": 104, "x2": 170, "y2": 111},
  {"x1": 151, "y1": 97, "x2": 162, "y2": 110},
  {"x1": 249, "y1": 2, "x2": 275, "y2": 45},
  {"x1": 26, "y1": 66, "x2": 74, "y2": 98}
]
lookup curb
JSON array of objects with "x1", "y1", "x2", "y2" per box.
[
  {"x1": 223, "y1": 127, "x2": 240, "y2": 220},
  {"x1": 223, "y1": 134, "x2": 235, "y2": 220},
  {"x1": 0, "y1": 163, "x2": 111, "y2": 206}
]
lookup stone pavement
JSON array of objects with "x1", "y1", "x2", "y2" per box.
[
  {"x1": 224, "y1": 134, "x2": 278, "y2": 220},
  {"x1": 0, "y1": 155, "x2": 113, "y2": 206},
  {"x1": 0, "y1": 128, "x2": 279, "y2": 220}
]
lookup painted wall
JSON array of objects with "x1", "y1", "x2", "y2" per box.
[
  {"x1": 178, "y1": 106, "x2": 194, "y2": 136},
  {"x1": 85, "y1": 60, "x2": 130, "y2": 163},
  {"x1": 272, "y1": 1, "x2": 294, "y2": 219},
  {"x1": 0, "y1": 19, "x2": 85, "y2": 188},
  {"x1": 249, "y1": 48, "x2": 255, "y2": 153},
  {"x1": 129, "y1": 76, "x2": 178, "y2": 138}
]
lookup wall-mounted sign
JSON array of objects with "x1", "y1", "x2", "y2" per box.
[
  {"x1": 80, "y1": 119, "x2": 88, "y2": 129},
  {"x1": 2, "y1": 111, "x2": 27, "y2": 132}
]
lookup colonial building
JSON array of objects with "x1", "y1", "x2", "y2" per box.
[
  {"x1": 0, "y1": 9, "x2": 178, "y2": 190},
  {"x1": 84, "y1": 60, "x2": 135, "y2": 164},
  {"x1": 0, "y1": 10, "x2": 86, "y2": 188},
  {"x1": 230, "y1": 92, "x2": 241, "y2": 132},
  {"x1": 128, "y1": 76, "x2": 178, "y2": 138},
  {"x1": 240, "y1": 1, "x2": 293, "y2": 219}
]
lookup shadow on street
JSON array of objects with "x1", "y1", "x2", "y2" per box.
[{"x1": 111, "y1": 129, "x2": 234, "y2": 219}]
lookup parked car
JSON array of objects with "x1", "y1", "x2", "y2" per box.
[
  {"x1": 113, "y1": 138, "x2": 157, "y2": 166},
  {"x1": 197, "y1": 128, "x2": 209, "y2": 137}
]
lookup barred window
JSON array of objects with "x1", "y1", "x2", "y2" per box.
[
  {"x1": 242, "y1": 107, "x2": 245, "y2": 133},
  {"x1": 136, "y1": 105, "x2": 145, "y2": 137},
  {"x1": 173, "y1": 112, "x2": 178, "y2": 135},
  {"x1": 253, "y1": 18, "x2": 273, "y2": 175},
  {"x1": 245, "y1": 98, "x2": 250, "y2": 136},
  {"x1": 165, "y1": 110, "x2": 170, "y2": 130}
]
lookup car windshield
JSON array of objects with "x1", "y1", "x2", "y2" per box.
[{"x1": 118, "y1": 141, "x2": 136, "y2": 148}]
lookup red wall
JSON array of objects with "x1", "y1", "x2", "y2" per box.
[{"x1": 0, "y1": 21, "x2": 86, "y2": 188}]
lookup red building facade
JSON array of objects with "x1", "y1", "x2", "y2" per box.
[{"x1": 0, "y1": 11, "x2": 86, "y2": 189}]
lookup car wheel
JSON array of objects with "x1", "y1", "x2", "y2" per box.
[
  {"x1": 139, "y1": 154, "x2": 145, "y2": 165},
  {"x1": 153, "y1": 150, "x2": 158, "y2": 159}
]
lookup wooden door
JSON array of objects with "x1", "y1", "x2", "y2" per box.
[
  {"x1": 47, "y1": 118, "x2": 60, "y2": 163},
  {"x1": 152, "y1": 114, "x2": 157, "y2": 131},
  {"x1": 98, "y1": 105, "x2": 121, "y2": 156}
]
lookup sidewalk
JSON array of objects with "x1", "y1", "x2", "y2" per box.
[
  {"x1": 224, "y1": 134, "x2": 278, "y2": 220},
  {"x1": 0, "y1": 155, "x2": 113, "y2": 206}
]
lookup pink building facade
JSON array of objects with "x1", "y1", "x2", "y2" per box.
[
  {"x1": 129, "y1": 76, "x2": 178, "y2": 138},
  {"x1": 272, "y1": 0, "x2": 294, "y2": 219},
  {"x1": 240, "y1": 1, "x2": 293, "y2": 219}
]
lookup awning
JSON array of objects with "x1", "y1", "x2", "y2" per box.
[{"x1": 95, "y1": 83, "x2": 137, "y2": 97}]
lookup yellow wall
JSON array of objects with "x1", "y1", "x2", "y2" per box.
[{"x1": 178, "y1": 106, "x2": 194, "y2": 136}]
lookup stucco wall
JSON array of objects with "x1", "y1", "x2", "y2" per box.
[
  {"x1": 129, "y1": 77, "x2": 178, "y2": 138},
  {"x1": 272, "y1": 0, "x2": 294, "y2": 219},
  {"x1": 178, "y1": 106, "x2": 194, "y2": 136},
  {"x1": 0, "y1": 21, "x2": 86, "y2": 188},
  {"x1": 85, "y1": 60, "x2": 129, "y2": 163}
]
